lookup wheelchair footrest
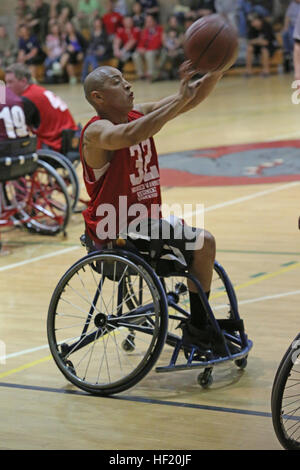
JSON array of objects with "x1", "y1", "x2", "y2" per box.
[{"x1": 155, "y1": 339, "x2": 253, "y2": 373}]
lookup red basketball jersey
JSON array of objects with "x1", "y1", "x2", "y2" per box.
[
  {"x1": 22, "y1": 84, "x2": 77, "y2": 151},
  {"x1": 0, "y1": 87, "x2": 28, "y2": 141},
  {"x1": 80, "y1": 110, "x2": 162, "y2": 243}
]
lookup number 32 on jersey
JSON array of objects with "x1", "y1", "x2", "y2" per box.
[{"x1": 129, "y1": 139, "x2": 159, "y2": 186}]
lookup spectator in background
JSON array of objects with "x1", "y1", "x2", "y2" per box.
[
  {"x1": 49, "y1": 0, "x2": 74, "y2": 27},
  {"x1": 28, "y1": 0, "x2": 50, "y2": 44},
  {"x1": 75, "y1": 0, "x2": 103, "y2": 31},
  {"x1": 238, "y1": 0, "x2": 273, "y2": 37},
  {"x1": 15, "y1": 0, "x2": 33, "y2": 27},
  {"x1": 114, "y1": 0, "x2": 129, "y2": 16},
  {"x1": 214, "y1": 0, "x2": 239, "y2": 29},
  {"x1": 17, "y1": 24, "x2": 45, "y2": 80},
  {"x1": 132, "y1": 13, "x2": 163, "y2": 81},
  {"x1": 132, "y1": 1, "x2": 146, "y2": 28},
  {"x1": 137, "y1": 0, "x2": 160, "y2": 21},
  {"x1": 293, "y1": 8, "x2": 300, "y2": 81},
  {"x1": 44, "y1": 21, "x2": 65, "y2": 83},
  {"x1": 0, "y1": 25, "x2": 17, "y2": 69},
  {"x1": 282, "y1": 0, "x2": 300, "y2": 71},
  {"x1": 102, "y1": 0, "x2": 124, "y2": 39},
  {"x1": 157, "y1": 15, "x2": 184, "y2": 80},
  {"x1": 191, "y1": 0, "x2": 216, "y2": 18},
  {"x1": 245, "y1": 13, "x2": 277, "y2": 76},
  {"x1": 113, "y1": 15, "x2": 140, "y2": 72},
  {"x1": 60, "y1": 21, "x2": 87, "y2": 84},
  {"x1": 81, "y1": 16, "x2": 112, "y2": 81}
]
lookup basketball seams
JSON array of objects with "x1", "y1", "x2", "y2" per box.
[{"x1": 192, "y1": 23, "x2": 227, "y2": 70}]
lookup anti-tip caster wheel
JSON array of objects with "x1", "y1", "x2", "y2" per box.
[
  {"x1": 235, "y1": 356, "x2": 248, "y2": 370},
  {"x1": 122, "y1": 334, "x2": 135, "y2": 352},
  {"x1": 197, "y1": 369, "x2": 213, "y2": 388}
]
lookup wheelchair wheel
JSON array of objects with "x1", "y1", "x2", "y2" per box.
[
  {"x1": 6, "y1": 159, "x2": 71, "y2": 235},
  {"x1": 159, "y1": 262, "x2": 242, "y2": 352},
  {"x1": 271, "y1": 334, "x2": 300, "y2": 450},
  {"x1": 37, "y1": 149, "x2": 79, "y2": 212},
  {"x1": 47, "y1": 250, "x2": 168, "y2": 395}
]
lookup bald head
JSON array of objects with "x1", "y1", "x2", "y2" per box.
[{"x1": 84, "y1": 66, "x2": 118, "y2": 107}]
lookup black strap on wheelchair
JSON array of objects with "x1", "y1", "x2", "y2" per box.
[{"x1": 217, "y1": 319, "x2": 245, "y2": 333}]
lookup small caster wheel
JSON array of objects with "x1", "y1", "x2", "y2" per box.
[
  {"x1": 65, "y1": 360, "x2": 76, "y2": 375},
  {"x1": 235, "y1": 356, "x2": 248, "y2": 370},
  {"x1": 122, "y1": 336, "x2": 135, "y2": 352},
  {"x1": 197, "y1": 370, "x2": 213, "y2": 388}
]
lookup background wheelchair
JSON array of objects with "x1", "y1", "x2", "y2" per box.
[
  {"x1": 36, "y1": 126, "x2": 88, "y2": 215},
  {"x1": 47, "y1": 231, "x2": 253, "y2": 396},
  {"x1": 0, "y1": 136, "x2": 71, "y2": 237},
  {"x1": 271, "y1": 333, "x2": 300, "y2": 450}
]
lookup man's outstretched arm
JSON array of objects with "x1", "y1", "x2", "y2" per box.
[{"x1": 135, "y1": 70, "x2": 223, "y2": 117}]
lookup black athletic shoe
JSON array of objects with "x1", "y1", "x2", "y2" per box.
[{"x1": 181, "y1": 322, "x2": 236, "y2": 358}]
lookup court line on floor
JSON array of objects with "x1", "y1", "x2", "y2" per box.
[
  {"x1": 184, "y1": 181, "x2": 300, "y2": 218},
  {"x1": 1, "y1": 181, "x2": 299, "y2": 273},
  {"x1": 0, "y1": 381, "x2": 275, "y2": 420},
  {"x1": 1, "y1": 288, "x2": 300, "y2": 378},
  {"x1": 0, "y1": 246, "x2": 81, "y2": 273}
]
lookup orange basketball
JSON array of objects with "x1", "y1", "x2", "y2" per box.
[{"x1": 183, "y1": 14, "x2": 239, "y2": 74}]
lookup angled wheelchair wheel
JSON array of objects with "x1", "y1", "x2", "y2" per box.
[
  {"x1": 159, "y1": 262, "x2": 242, "y2": 352},
  {"x1": 271, "y1": 334, "x2": 300, "y2": 450},
  {"x1": 37, "y1": 149, "x2": 79, "y2": 212},
  {"x1": 47, "y1": 250, "x2": 168, "y2": 395},
  {"x1": 7, "y1": 159, "x2": 71, "y2": 235}
]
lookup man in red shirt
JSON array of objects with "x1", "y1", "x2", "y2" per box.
[
  {"x1": 101, "y1": 0, "x2": 123, "y2": 37},
  {"x1": 113, "y1": 15, "x2": 140, "y2": 72},
  {"x1": 81, "y1": 64, "x2": 224, "y2": 352},
  {"x1": 5, "y1": 63, "x2": 77, "y2": 152},
  {"x1": 132, "y1": 13, "x2": 163, "y2": 81}
]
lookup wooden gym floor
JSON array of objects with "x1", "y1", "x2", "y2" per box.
[{"x1": 0, "y1": 72, "x2": 300, "y2": 450}]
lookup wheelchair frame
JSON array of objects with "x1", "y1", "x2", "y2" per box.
[
  {"x1": 0, "y1": 155, "x2": 71, "y2": 236},
  {"x1": 47, "y1": 238, "x2": 253, "y2": 396}
]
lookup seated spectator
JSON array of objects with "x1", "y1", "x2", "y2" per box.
[
  {"x1": 44, "y1": 21, "x2": 65, "y2": 83},
  {"x1": 0, "y1": 25, "x2": 17, "y2": 69},
  {"x1": 49, "y1": 0, "x2": 74, "y2": 27},
  {"x1": 214, "y1": 0, "x2": 239, "y2": 29},
  {"x1": 81, "y1": 17, "x2": 112, "y2": 81},
  {"x1": 28, "y1": 0, "x2": 50, "y2": 43},
  {"x1": 245, "y1": 13, "x2": 277, "y2": 76},
  {"x1": 17, "y1": 24, "x2": 46, "y2": 81},
  {"x1": 132, "y1": 1, "x2": 146, "y2": 28},
  {"x1": 15, "y1": 0, "x2": 33, "y2": 27},
  {"x1": 137, "y1": 0, "x2": 160, "y2": 21},
  {"x1": 60, "y1": 21, "x2": 87, "y2": 84},
  {"x1": 102, "y1": 0, "x2": 124, "y2": 40},
  {"x1": 191, "y1": 0, "x2": 216, "y2": 18},
  {"x1": 238, "y1": 0, "x2": 274, "y2": 37},
  {"x1": 114, "y1": 0, "x2": 129, "y2": 16},
  {"x1": 113, "y1": 15, "x2": 140, "y2": 72},
  {"x1": 282, "y1": 0, "x2": 300, "y2": 71},
  {"x1": 132, "y1": 13, "x2": 163, "y2": 81},
  {"x1": 157, "y1": 25, "x2": 184, "y2": 80},
  {"x1": 75, "y1": 0, "x2": 103, "y2": 31},
  {"x1": 5, "y1": 63, "x2": 78, "y2": 152}
]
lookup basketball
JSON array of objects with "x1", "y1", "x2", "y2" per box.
[{"x1": 183, "y1": 14, "x2": 239, "y2": 74}]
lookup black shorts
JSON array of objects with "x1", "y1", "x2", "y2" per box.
[
  {"x1": 123, "y1": 217, "x2": 203, "y2": 270},
  {"x1": 90, "y1": 217, "x2": 203, "y2": 270}
]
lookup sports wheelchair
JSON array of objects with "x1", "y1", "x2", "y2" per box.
[
  {"x1": 37, "y1": 126, "x2": 88, "y2": 214},
  {"x1": 47, "y1": 233, "x2": 253, "y2": 396},
  {"x1": 0, "y1": 136, "x2": 71, "y2": 236},
  {"x1": 271, "y1": 333, "x2": 300, "y2": 450}
]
